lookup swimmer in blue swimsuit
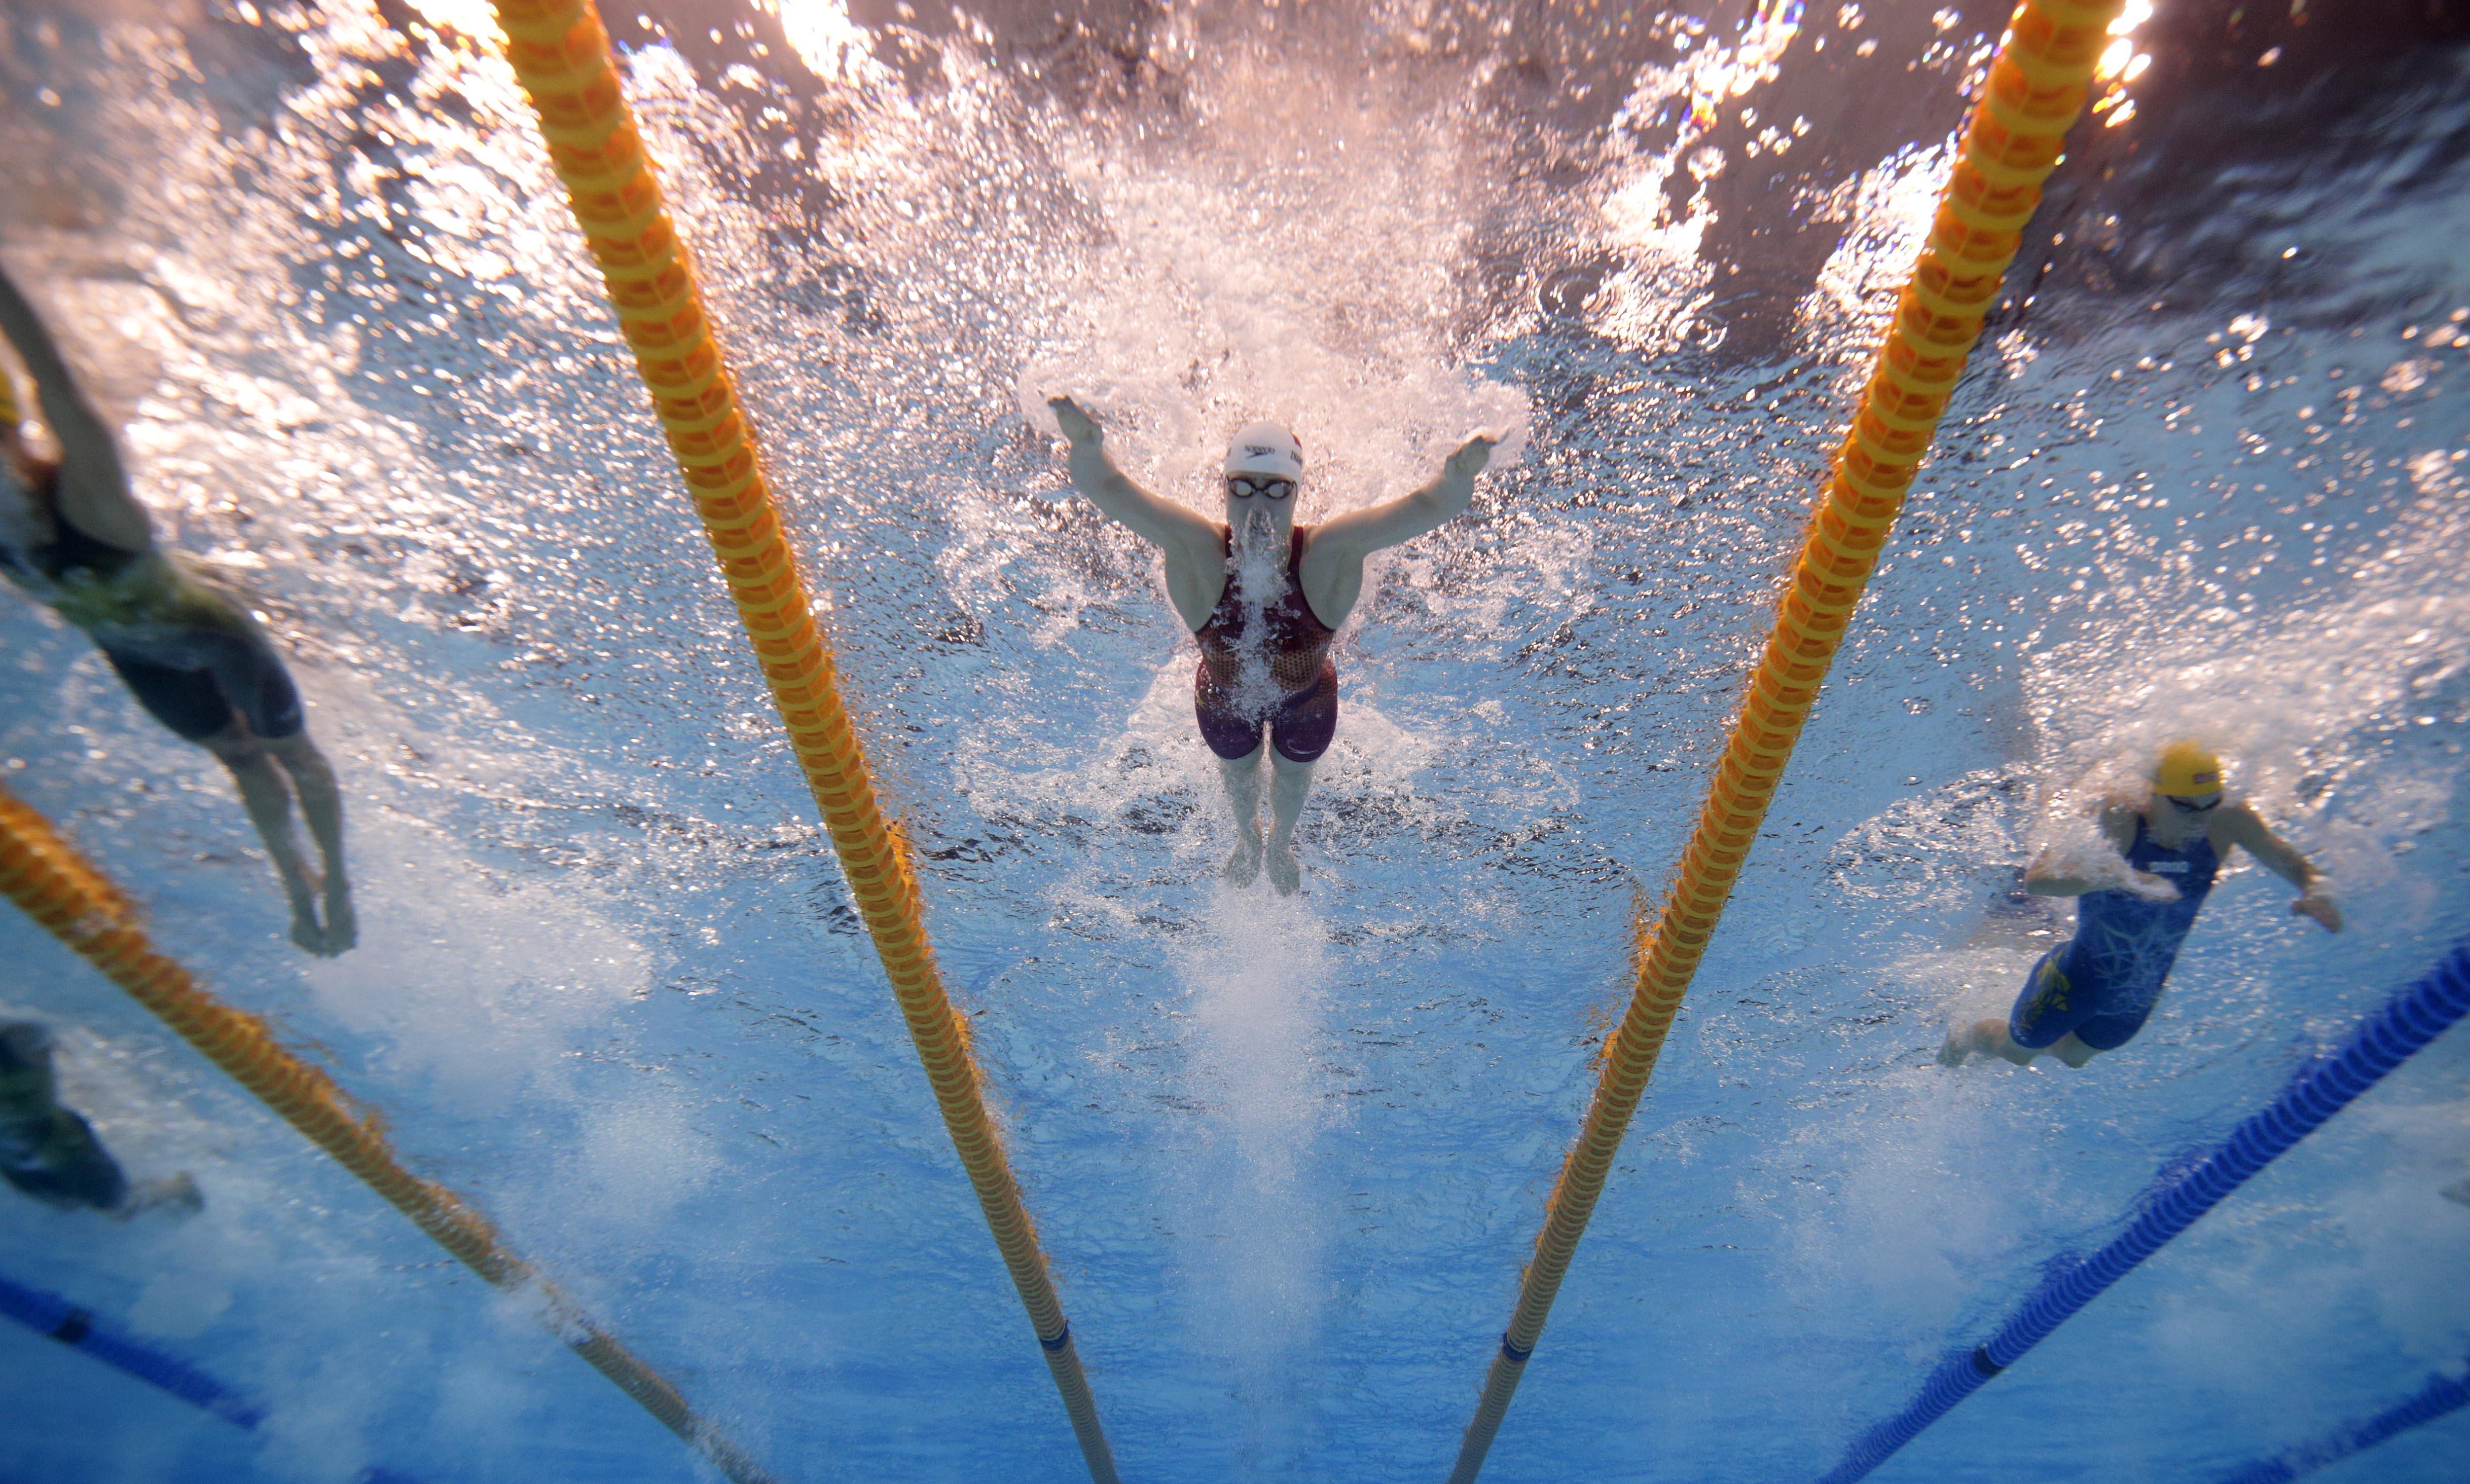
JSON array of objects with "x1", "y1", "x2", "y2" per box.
[
  {"x1": 1049, "y1": 397, "x2": 1496, "y2": 894},
  {"x1": 0, "y1": 1021, "x2": 200, "y2": 1219},
  {"x1": 1940, "y1": 740, "x2": 2341, "y2": 1069},
  {"x1": 0, "y1": 267, "x2": 354, "y2": 955}
]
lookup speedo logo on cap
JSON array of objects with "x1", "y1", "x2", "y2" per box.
[
  {"x1": 2192, "y1": 770, "x2": 2218, "y2": 786},
  {"x1": 1245, "y1": 444, "x2": 1277, "y2": 458}
]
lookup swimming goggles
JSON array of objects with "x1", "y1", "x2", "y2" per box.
[
  {"x1": 1226, "y1": 475, "x2": 1296, "y2": 500},
  {"x1": 2163, "y1": 792, "x2": 2222, "y2": 813}
]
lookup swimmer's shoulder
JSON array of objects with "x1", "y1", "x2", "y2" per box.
[{"x1": 2091, "y1": 790, "x2": 2142, "y2": 840}]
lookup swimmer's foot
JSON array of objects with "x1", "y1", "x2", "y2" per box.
[
  {"x1": 288, "y1": 881, "x2": 356, "y2": 957},
  {"x1": 1265, "y1": 840, "x2": 1300, "y2": 896},
  {"x1": 1937, "y1": 1019, "x2": 2005, "y2": 1067},
  {"x1": 321, "y1": 880, "x2": 357, "y2": 956},
  {"x1": 1224, "y1": 833, "x2": 1264, "y2": 887},
  {"x1": 287, "y1": 894, "x2": 324, "y2": 955},
  {"x1": 117, "y1": 1172, "x2": 203, "y2": 1222}
]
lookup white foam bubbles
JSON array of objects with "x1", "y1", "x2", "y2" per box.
[{"x1": 1163, "y1": 884, "x2": 1331, "y2": 1470}]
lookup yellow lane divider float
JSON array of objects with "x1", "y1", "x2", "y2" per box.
[
  {"x1": 1444, "y1": 1, "x2": 2128, "y2": 1477},
  {"x1": 486, "y1": 3, "x2": 1120, "y2": 1478},
  {"x1": 0, "y1": 783, "x2": 773, "y2": 1484}
]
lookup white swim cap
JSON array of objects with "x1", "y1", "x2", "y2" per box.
[{"x1": 1224, "y1": 421, "x2": 1305, "y2": 481}]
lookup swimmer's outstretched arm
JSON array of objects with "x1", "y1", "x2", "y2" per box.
[
  {"x1": 1309, "y1": 436, "x2": 1496, "y2": 560},
  {"x1": 2220, "y1": 805, "x2": 2342, "y2": 931},
  {"x1": 1049, "y1": 396, "x2": 1227, "y2": 628},
  {"x1": 0, "y1": 266, "x2": 151, "y2": 553},
  {"x1": 1048, "y1": 396, "x2": 1221, "y2": 553},
  {"x1": 1295, "y1": 436, "x2": 1495, "y2": 628}
]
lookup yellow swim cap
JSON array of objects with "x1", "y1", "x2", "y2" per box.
[
  {"x1": 2153, "y1": 739, "x2": 2224, "y2": 797},
  {"x1": 0, "y1": 367, "x2": 19, "y2": 428}
]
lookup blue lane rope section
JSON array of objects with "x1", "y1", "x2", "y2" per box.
[
  {"x1": 0, "y1": 1271, "x2": 264, "y2": 1426},
  {"x1": 1817, "y1": 936, "x2": 2470, "y2": 1484},
  {"x1": 0, "y1": 1270, "x2": 420, "y2": 1482},
  {"x1": 2213, "y1": 1358, "x2": 2470, "y2": 1484}
]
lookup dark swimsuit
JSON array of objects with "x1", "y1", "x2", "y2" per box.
[
  {"x1": 99, "y1": 632, "x2": 305, "y2": 744},
  {"x1": 0, "y1": 1109, "x2": 129, "y2": 1212},
  {"x1": 2009, "y1": 814, "x2": 2222, "y2": 1052},
  {"x1": 2, "y1": 469, "x2": 303, "y2": 743},
  {"x1": 1193, "y1": 525, "x2": 1339, "y2": 764}
]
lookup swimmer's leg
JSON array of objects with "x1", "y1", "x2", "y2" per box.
[
  {"x1": 1937, "y1": 1018, "x2": 2099, "y2": 1068},
  {"x1": 1258, "y1": 662, "x2": 1333, "y2": 896},
  {"x1": 1939, "y1": 1018, "x2": 2037, "y2": 1066},
  {"x1": 1943, "y1": 947, "x2": 2101, "y2": 1068},
  {"x1": 1939, "y1": 1018, "x2": 2009, "y2": 1066},
  {"x1": 197, "y1": 632, "x2": 351, "y2": 953},
  {"x1": 204, "y1": 728, "x2": 325, "y2": 954},
  {"x1": 1218, "y1": 747, "x2": 1266, "y2": 886},
  {"x1": 2049, "y1": 1032, "x2": 2101, "y2": 1069},
  {"x1": 1264, "y1": 752, "x2": 1313, "y2": 896},
  {"x1": 264, "y1": 733, "x2": 353, "y2": 954}
]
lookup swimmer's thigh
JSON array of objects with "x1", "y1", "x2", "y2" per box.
[
  {"x1": 1269, "y1": 661, "x2": 1338, "y2": 764},
  {"x1": 204, "y1": 629, "x2": 305, "y2": 739},
  {"x1": 2007, "y1": 944, "x2": 2099, "y2": 1050},
  {"x1": 2072, "y1": 992, "x2": 2162, "y2": 1052},
  {"x1": 98, "y1": 647, "x2": 238, "y2": 743},
  {"x1": 1194, "y1": 664, "x2": 1266, "y2": 761}
]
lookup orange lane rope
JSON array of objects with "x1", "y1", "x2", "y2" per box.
[
  {"x1": 1442, "y1": 2, "x2": 2130, "y2": 1478},
  {"x1": 0, "y1": 782, "x2": 772, "y2": 1484},
  {"x1": 485, "y1": 3, "x2": 1119, "y2": 1478}
]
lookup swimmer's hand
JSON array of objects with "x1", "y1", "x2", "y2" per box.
[
  {"x1": 2292, "y1": 889, "x2": 2343, "y2": 932},
  {"x1": 1049, "y1": 396, "x2": 1101, "y2": 446},
  {"x1": 2118, "y1": 866, "x2": 2182, "y2": 903},
  {"x1": 1443, "y1": 435, "x2": 1496, "y2": 481}
]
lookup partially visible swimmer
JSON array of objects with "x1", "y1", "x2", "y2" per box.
[
  {"x1": 0, "y1": 266, "x2": 353, "y2": 954},
  {"x1": 1050, "y1": 397, "x2": 1495, "y2": 894},
  {"x1": 0, "y1": 1022, "x2": 201, "y2": 1220},
  {"x1": 1941, "y1": 740, "x2": 2341, "y2": 1069}
]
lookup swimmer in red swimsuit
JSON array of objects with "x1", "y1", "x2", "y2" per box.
[{"x1": 1050, "y1": 396, "x2": 1495, "y2": 894}]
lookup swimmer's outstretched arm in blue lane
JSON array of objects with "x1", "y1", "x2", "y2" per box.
[
  {"x1": 1048, "y1": 395, "x2": 1230, "y2": 631},
  {"x1": 2218, "y1": 803, "x2": 2343, "y2": 931},
  {"x1": 0, "y1": 265, "x2": 150, "y2": 552}
]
